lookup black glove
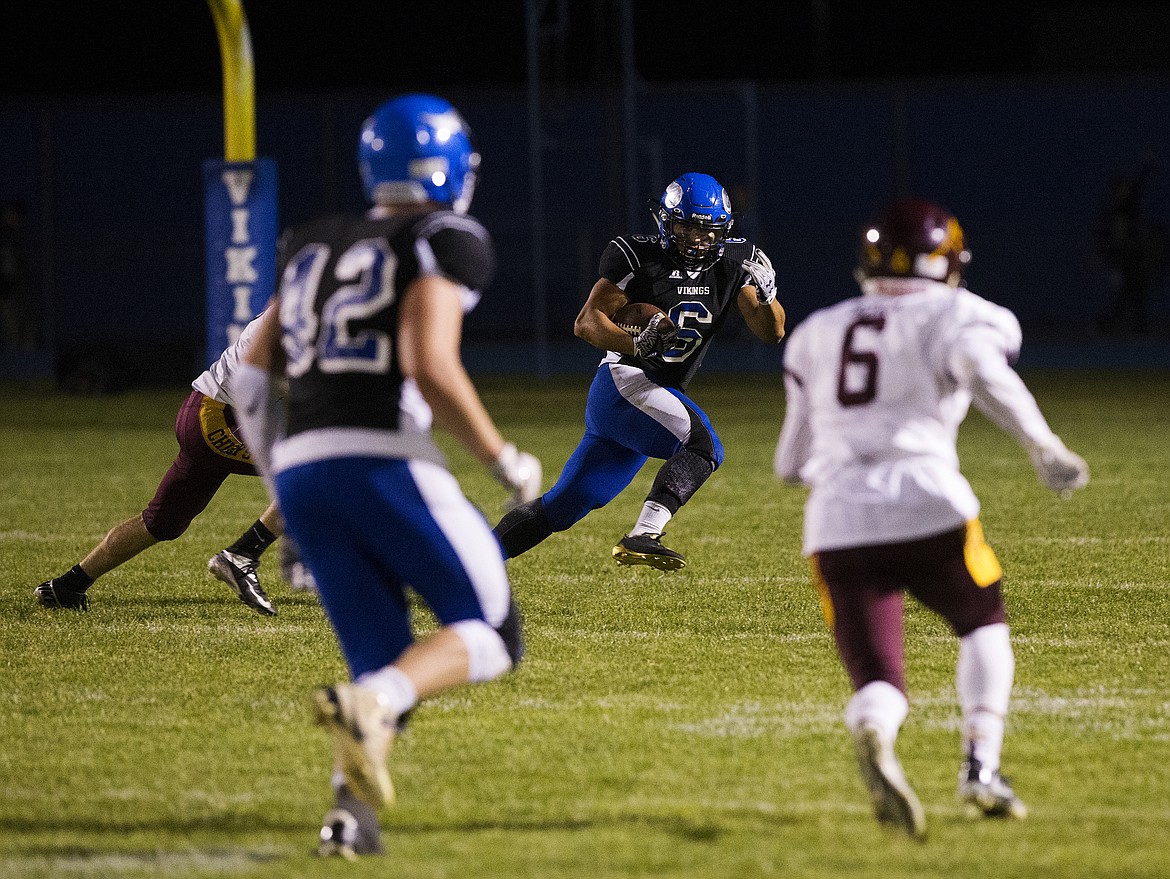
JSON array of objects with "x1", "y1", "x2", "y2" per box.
[{"x1": 633, "y1": 312, "x2": 678, "y2": 358}]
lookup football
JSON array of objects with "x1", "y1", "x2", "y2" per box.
[{"x1": 611, "y1": 302, "x2": 667, "y2": 335}]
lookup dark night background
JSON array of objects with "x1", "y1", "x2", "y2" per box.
[
  {"x1": 3, "y1": 2, "x2": 1170, "y2": 95},
  {"x1": 2, "y1": 1, "x2": 1169, "y2": 383}
]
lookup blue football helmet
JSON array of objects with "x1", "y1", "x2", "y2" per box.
[
  {"x1": 653, "y1": 172, "x2": 734, "y2": 270},
  {"x1": 358, "y1": 93, "x2": 480, "y2": 214}
]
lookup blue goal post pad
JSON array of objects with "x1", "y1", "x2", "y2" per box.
[{"x1": 202, "y1": 157, "x2": 278, "y2": 367}]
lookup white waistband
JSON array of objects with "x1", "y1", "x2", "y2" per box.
[{"x1": 272, "y1": 427, "x2": 446, "y2": 473}]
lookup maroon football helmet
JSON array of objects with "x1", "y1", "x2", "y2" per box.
[{"x1": 856, "y1": 197, "x2": 971, "y2": 287}]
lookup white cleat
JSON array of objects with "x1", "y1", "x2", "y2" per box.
[
  {"x1": 852, "y1": 724, "x2": 927, "y2": 840},
  {"x1": 313, "y1": 683, "x2": 396, "y2": 809}
]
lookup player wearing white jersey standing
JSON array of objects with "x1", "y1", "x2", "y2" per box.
[{"x1": 774, "y1": 197, "x2": 1089, "y2": 839}]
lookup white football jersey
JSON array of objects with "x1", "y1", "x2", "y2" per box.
[
  {"x1": 775, "y1": 281, "x2": 1059, "y2": 554},
  {"x1": 191, "y1": 309, "x2": 269, "y2": 407}
]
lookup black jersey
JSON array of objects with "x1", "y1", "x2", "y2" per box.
[
  {"x1": 276, "y1": 209, "x2": 494, "y2": 443},
  {"x1": 599, "y1": 233, "x2": 762, "y2": 390}
]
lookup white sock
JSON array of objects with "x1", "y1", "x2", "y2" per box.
[
  {"x1": 355, "y1": 665, "x2": 418, "y2": 720},
  {"x1": 844, "y1": 680, "x2": 910, "y2": 744},
  {"x1": 630, "y1": 501, "x2": 672, "y2": 538},
  {"x1": 957, "y1": 622, "x2": 1014, "y2": 770}
]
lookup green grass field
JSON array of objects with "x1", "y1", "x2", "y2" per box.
[{"x1": 1, "y1": 370, "x2": 1168, "y2": 878}]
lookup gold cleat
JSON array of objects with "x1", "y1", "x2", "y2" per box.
[
  {"x1": 612, "y1": 533, "x2": 687, "y2": 571},
  {"x1": 313, "y1": 683, "x2": 396, "y2": 809}
]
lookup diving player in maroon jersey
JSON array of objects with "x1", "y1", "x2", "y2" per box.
[
  {"x1": 494, "y1": 172, "x2": 786, "y2": 571},
  {"x1": 33, "y1": 308, "x2": 293, "y2": 616}
]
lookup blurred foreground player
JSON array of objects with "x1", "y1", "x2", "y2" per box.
[
  {"x1": 234, "y1": 93, "x2": 541, "y2": 858},
  {"x1": 494, "y1": 172, "x2": 785, "y2": 570},
  {"x1": 774, "y1": 197, "x2": 1089, "y2": 839},
  {"x1": 33, "y1": 308, "x2": 297, "y2": 615}
]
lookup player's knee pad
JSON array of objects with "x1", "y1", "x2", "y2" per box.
[
  {"x1": 493, "y1": 497, "x2": 552, "y2": 559},
  {"x1": 140, "y1": 509, "x2": 190, "y2": 541},
  {"x1": 450, "y1": 619, "x2": 513, "y2": 682},
  {"x1": 647, "y1": 447, "x2": 716, "y2": 513},
  {"x1": 678, "y1": 402, "x2": 724, "y2": 468}
]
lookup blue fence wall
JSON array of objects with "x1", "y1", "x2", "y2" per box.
[{"x1": 1, "y1": 75, "x2": 1168, "y2": 383}]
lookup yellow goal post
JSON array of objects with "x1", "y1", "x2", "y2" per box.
[
  {"x1": 207, "y1": 0, "x2": 256, "y2": 161},
  {"x1": 203, "y1": 0, "x2": 276, "y2": 367}
]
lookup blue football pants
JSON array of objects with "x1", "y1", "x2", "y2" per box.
[
  {"x1": 275, "y1": 456, "x2": 511, "y2": 679},
  {"x1": 542, "y1": 363, "x2": 723, "y2": 532}
]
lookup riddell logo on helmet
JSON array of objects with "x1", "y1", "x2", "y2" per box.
[
  {"x1": 409, "y1": 157, "x2": 450, "y2": 178},
  {"x1": 914, "y1": 254, "x2": 950, "y2": 279}
]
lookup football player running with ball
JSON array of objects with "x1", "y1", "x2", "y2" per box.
[
  {"x1": 774, "y1": 197, "x2": 1089, "y2": 839},
  {"x1": 234, "y1": 93, "x2": 541, "y2": 858},
  {"x1": 495, "y1": 172, "x2": 786, "y2": 570}
]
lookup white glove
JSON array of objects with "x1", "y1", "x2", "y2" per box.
[
  {"x1": 492, "y1": 442, "x2": 542, "y2": 509},
  {"x1": 633, "y1": 311, "x2": 678, "y2": 358},
  {"x1": 742, "y1": 249, "x2": 776, "y2": 304},
  {"x1": 1029, "y1": 438, "x2": 1089, "y2": 497}
]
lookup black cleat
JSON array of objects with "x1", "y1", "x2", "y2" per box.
[
  {"x1": 208, "y1": 550, "x2": 277, "y2": 615},
  {"x1": 612, "y1": 533, "x2": 687, "y2": 571},
  {"x1": 34, "y1": 580, "x2": 89, "y2": 611},
  {"x1": 318, "y1": 809, "x2": 360, "y2": 861},
  {"x1": 318, "y1": 783, "x2": 385, "y2": 858}
]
